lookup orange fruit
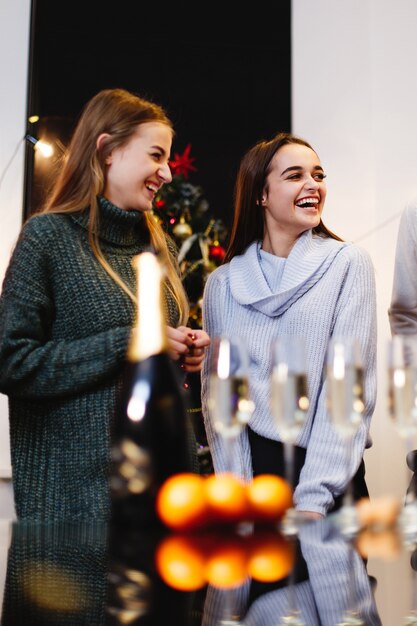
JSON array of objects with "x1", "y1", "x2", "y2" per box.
[
  {"x1": 205, "y1": 537, "x2": 249, "y2": 588},
  {"x1": 155, "y1": 534, "x2": 206, "y2": 591},
  {"x1": 204, "y1": 473, "x2": 249, "y2": 523},
  {"x1": 156, "y1": 473, "x2": 208, "y2": 531},
  {"x1": 246, "y1": 474, "x2": 293, "y2": 522},
  {"x1": 247, "y1": 531, "x2": 295, "y2": 582},
  {"x1": 356, "y1": 496, "x2": 400, "y2": 529},
  {"x1": 355, "y1": 528, "x2": 401, "y2": 561}
]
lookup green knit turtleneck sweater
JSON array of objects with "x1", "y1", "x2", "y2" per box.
[{"x1": 0, "y1": 197, "x2": 183, "y2": 521}]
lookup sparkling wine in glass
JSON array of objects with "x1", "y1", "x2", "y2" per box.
[
  {"x1": 326, "y1": 337, "x2": 364, "y2": 441},
  {"x1": 326, "y1": 336, "x2": 365, "y2": 534},
  {"x1": 208, "y1": 336, "x2": 254, "y2": 473},
  {"x1": 387, "y1": 334, "x2": 417, "y2": 534},
  {"x1": 270, "y1": 335, "x2": 309, "y2": 534},
  {"x1": 388, "y1": 335, "x2": 417, "y2": 439}
]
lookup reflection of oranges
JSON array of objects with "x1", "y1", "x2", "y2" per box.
[
  {"x1": 248, "y1": 532, "x2": 295, "y2": 582},
  {"x1": 204, "y1": 473, "x2": 249, "y2": 523},
  {"x1": 355, "y1": 528, "x2": 401, "y2": 561},
  {"x1": 156, "y1": 473, "x2": 208, "y2": 531},
  {"x1": 155, "y1": 535, "x2": 206, "y2": 591},
  {"x1": 247, "y1": 474, "x2": 293, "y2": 522},
  {"x1": 155, "y1": 528, "x2": 298, "y2": 591},
  {"x1": 205, "y1": 538, "x2": 249, "y2": 589}
]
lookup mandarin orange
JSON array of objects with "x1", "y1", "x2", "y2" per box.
[
  {"x1": 204, "y1": 472, "x2": 249, "y2": 523},
  {"x1": 156, "y1": 473, "x2": 208, "y2": 531},
  {"x1": 246, "y1": 474, "x2": 293, "y2": 522}
]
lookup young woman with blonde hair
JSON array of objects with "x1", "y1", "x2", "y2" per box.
[{"x1": 0, "y1": 88, "x2": 209, "y2": 520}]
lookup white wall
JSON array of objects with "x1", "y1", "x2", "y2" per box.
[
  {"x1": 293, "y1": 1, "x2": 417, "y2": 621},
  {"x1": 292, "y1": 0, "x2": 417, "y2": 501},
  {"x1": 0, "y1": 0, "x2": 31, "y2": 516}
]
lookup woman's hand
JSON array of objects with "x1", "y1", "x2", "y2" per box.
[
  {"x1": 180, "y1": 327, "x2": 211, "y2": 373},
  {"x1": 166, "y1": 326, "x2": 211, "y2": 373}
]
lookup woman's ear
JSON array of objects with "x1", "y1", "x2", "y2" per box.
[{"x1": 96, "y1": 133, "x2": 112, "y2": 164}]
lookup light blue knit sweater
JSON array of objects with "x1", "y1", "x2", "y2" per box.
[{"x1": 201, "y1": 230, "x2": 377, "y2": 515}]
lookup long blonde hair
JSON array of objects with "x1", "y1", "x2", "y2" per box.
[{"x1": 40, "y1": 88, "x2": 189, "y2": 324}]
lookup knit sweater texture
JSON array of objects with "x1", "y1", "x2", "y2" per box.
[
  {"x1": 2, "y1": 521, "x2": 107, "y2": 625},
  {"x1": 0, "y1": 197, "x2": 182, "y2": 521},
  {"x1": 389, "y1": 201, "x2": 417, "y2": 334},
  {"x1": 201, "y1": 230, "x2": 377, "y2": 516}
]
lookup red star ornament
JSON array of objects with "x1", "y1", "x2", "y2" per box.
[{"x1": 169, "y1": 144, "x2": 197, "y2": 178}]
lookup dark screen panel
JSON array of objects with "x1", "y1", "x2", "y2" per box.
[{"x1": 27, "y1": 0, "x2": 291, "y2": 221}]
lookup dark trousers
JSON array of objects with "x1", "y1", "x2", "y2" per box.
[{"x1": 248, "y1": 426, "x2": 368, "y2": 513}]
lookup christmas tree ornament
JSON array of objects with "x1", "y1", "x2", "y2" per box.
[
  {"x1": 208, "y1": 243, "x2": 226, "y2": 263},
  {"x1": 172, "y1": 215, "x2": 193, "y2": 239},
  {"x1": 169, "y1": 144, "x2": 197, "y2": 178}
]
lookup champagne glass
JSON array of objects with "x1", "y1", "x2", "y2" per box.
[
  {"x1": 406, "y1": 540, "x2": 417, "y2": 625},
  {"x1": 326, "y1": 336, "x2": 365, "y2": 535},
  {"x1": 387, "y1": 334, "x2": 417, "y2": 535},
  {"x1": 334, "y1": 537, "x2": 366, "y2": 626},
  {"x1": 270, "y1": 335, "x2": 309, "y2": 535},
  {"x1": 208, "y1": 336, "x2": 255, "y2": 474}
]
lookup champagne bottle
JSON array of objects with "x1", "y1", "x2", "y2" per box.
[
  {"x1": 106, "y1": 525, "x2": 192, "y2": 625},
  {"x1": 110, "y1": 251, "x2": 194, "y2": 527}
]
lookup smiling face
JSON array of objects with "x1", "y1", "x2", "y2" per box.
[
  {"x1": 102, "y1": 122, "x2": 173, "y2": 211},
  {"x1": 261, "y1": 143, "x2": 327, "y2": 256}
]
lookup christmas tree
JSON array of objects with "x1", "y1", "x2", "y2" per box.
[
  {"x1": 153, "y1": 144, "x2": 228, "y2": 329},
  {"x1": 153, "y1": 145, "x2": 228, "y2": 474}
]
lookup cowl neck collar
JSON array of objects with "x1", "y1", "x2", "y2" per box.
[
  {"x1": 71, "y1": 196, "x2": 149, "y2": 247},
  {"x1": 229, "y1": 230, "x2": 348, "y2": 317}
]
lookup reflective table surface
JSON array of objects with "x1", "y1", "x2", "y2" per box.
[{"x1": 0, "y1": 514, "x2": 415, "y2": 625}]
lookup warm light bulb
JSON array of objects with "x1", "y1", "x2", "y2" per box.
[
  {"x1": 25, "y1": 134, "x2": 54, "y2": 158},
  {"x1": 34, "y1": 140, "x2": 53, "y2": 158}
]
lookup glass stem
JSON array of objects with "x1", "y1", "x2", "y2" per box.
[
  {"x1": 286, "y1": 557, "x2": 299, "y2": 622},
  {"x1": 283, "y1": 441, "x2": 295, "y2": 491},
  {"x1": 282, "y1": 441, "x2": 299, "y2": 537},
  {"x1": 405, "y1": 435, "x2": 416, "y2": 507},
  {"x1": 343, "y1": 436, "x2": 354, "y2": 509},
  {"x1": 344, "y1": 480, "x2": 354, "y2": 508},
  {"x1": 343, "y1": 541, "x2": 362, "y2": 621},
  {"x1": 224, "y1": 434, "x2": 238, "y2": 476}
]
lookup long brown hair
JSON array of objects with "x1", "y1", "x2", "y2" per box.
[
  {"x1": 224, "y1": 131, "x2": 342, "y2": 263},
  {"x1": 39, "y1": 88, "x2": 189, "y2": 324}
]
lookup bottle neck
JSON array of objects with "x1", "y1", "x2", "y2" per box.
[{"x1": 128, "y1": 252, "x2": 169, "y2": 362}]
